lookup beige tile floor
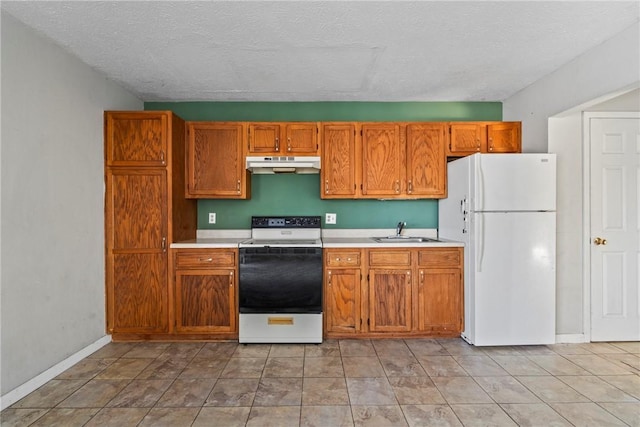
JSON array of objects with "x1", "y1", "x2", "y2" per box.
[{"x1": 2, "y1": 338, "x2": 639, "y2": 426}]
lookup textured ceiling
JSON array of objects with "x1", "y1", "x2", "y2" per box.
[{"x1": 2, "y1": 1, "x2": 639, "y2": 102}]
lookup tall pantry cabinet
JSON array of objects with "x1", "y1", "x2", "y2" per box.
[{"x1": 105, "y1": 111, "x2": 196, "y2": 338}]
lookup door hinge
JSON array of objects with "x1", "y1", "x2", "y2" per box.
[
  {"x1": 367, "y1": 274, "x2": 370, "y2": 282},
  {"x1": 367, "y1": 318, "x2": 370, "y2": 326}
]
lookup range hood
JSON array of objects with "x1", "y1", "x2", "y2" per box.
[{"x1": 246, "y1": 156, "x2": 321, "y2": 174}]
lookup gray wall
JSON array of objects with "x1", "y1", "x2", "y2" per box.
[
  {"x1": 503, "y1": 22, "x2": 640, "y2": 337},
  {"x1": 503, "y1": 22, "x2": 639, "y2": 154},
  {"x1": 1, "y1": 12, "x2": 142, "y2": 395}
]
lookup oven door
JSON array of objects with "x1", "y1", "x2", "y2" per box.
[{"x1": 239, "y1": 247, "x2": 322, "y2": 313}]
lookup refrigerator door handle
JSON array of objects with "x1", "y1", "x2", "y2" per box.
[
  {"x1": 461, "y1": 198, "x2": 468, "y2": 234},
  {"x1": 477, "y1": 156, "x2": 484, "y2": 211},
  {"x1": 476, "y1": 212, "x2": 484, "y2": 272}
]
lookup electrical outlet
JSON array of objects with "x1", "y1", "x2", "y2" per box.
[
  {"x1": 325, "y1": 213, "x2": 337, "y2": 224},
  {"x1": 208, "y1": 213, "x2": 216, "y2": 224}
]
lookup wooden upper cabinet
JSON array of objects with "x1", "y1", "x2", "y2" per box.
[
  {"x1": 321, "y1": 123, "x2": 357, "y2": 198},
  {"x1": 285, "y1": 123, "x2": 319, "y2": 154},
  {"x1": 487, "y1": 122, "x2": 521, "y2": 153},
  {"x1": 448, "y1": 123, "x2": 484, "y2": 156},
  {"x1": 448, "y1": 122, "x2": 521, "y2": 156},
  {"x1": 361, "y1": 123, "x2": 403, "y2": 197},
  {"x1": 185, "y1": 122, "x2": 250, "y2": 199},
  {"x1": 406, "y1": 123, "x2": 447, "y2": 198},
  {"x1": 247, "y1": 123, "x2": 280, "y2": 154},
  {"x1": 247, "y1": 122, "x2": 319, "y2": 156},
  {"x1": 105, "y1": 112, "x2": 168, "y2": 167}
]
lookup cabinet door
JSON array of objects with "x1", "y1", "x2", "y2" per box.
[
  {"x1": 106, "y1": 169, "x2": 167, "y2": 251},
  {"x1": 448, "y1": 123, "x2": 484, "y2": 156},
  {"x1": 406, "y1": 124, "x2": 447, "y2": 198},
  {"x1": 368, "y1": 269, "x2": 412, "y2": 332},
  {"x1": 325, "y1": 268, "x2": 362, "y2": 334},
  {"x1": 487, "y1": 122, "x2": 521, "y2": 153},
  {"x1": 109, "y1": 253, "x2": 168, "y2": 333},
  {"x1": 417, "y1": 268, "x2": 462, "y2": 334},
  {"x1": 105, "y1": 112, "x2": 168, "y2": 167},
  {"x1": 186, "y1": 122, "x2": 249, "y2": 199},
  {"x1": 284, "y1": 123, "x2": 318, "y2": 154},
  {"x1": 248, "y1": 123, "x2": 281, "y2": 154},
  {"x1": 175, "y1": 269, "x2": 236, "y2": 333},
  {"x1": 361, "y1": 123, "x2": 403, "y2": 197},
  {"x1": 106, "y1": 169, "x2": 168, "y2": 333},
  {"x1": 321, "y1": 123, "x2": 357, "y2": 198}
]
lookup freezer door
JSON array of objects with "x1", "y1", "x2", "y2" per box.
[
  {"x1": 471, "y1": 153, "x2": 556, "y2": 212},
  {"x1": 468, "y1": 211, "x2": 556, "y2": 346}
]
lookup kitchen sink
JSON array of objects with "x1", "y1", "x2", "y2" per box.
[{"x1": 372, "y1": 236, "x2": 440, "y2": 243}]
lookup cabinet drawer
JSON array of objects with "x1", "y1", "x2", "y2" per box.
[
  {"x1": 326, "y1": 251, "x2": 361, "y2": 267},
  {"x1": 417, "y1": 248, "x2": 462, "y2": 268},
  {"x1": 368, "y1": 250, "x2": 412, "y2": 267},
  {"x1": 175, "y1": 251, "x2": 236, "y2": 268}
]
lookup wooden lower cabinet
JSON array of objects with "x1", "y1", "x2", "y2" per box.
[
  {"x1": 110, "y1": 253, "x2": 168, "y2": 333},
  {"x1": 325, "y1": 268, "x2": 362, "y2": 334},
  {"x1": 417, "y1": 268, "x2": 462, "y2": 333},
  {"x1": 171, "y1": 248, "x2": 238, "y2": 338},
  {"x1": 416, "y1": 248, "x2": 463, "y2": 334},
  {"x1": 368, "y1": 269, "x2": 412, "y2": 332},
  {"x1": 324, "y1": 247, "x2": 463, "y2": 338}
]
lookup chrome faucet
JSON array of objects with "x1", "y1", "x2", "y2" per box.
[{"x1": 395, "y1": 221, "x2": 406, "y2": 237}]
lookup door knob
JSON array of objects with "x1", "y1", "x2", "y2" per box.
[{"x1": 593, "y1": 237, "x2": 607, "y2": 246}]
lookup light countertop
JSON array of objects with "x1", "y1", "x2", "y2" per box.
[
  {"x1": 322, "y1": 237, "x2": 463, "y2": 248},
  {"x1": 171, "y1": 228, "x2": 463, "y2": 249}
]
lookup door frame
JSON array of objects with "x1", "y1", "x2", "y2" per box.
[{"x1": 582, "y1": 111, "x2": 640, "y2": 342}]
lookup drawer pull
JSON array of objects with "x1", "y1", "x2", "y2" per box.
[
  {"x1": 268, "y1": 317, "x2": 293, "y2": 325},
  {"x1": 199, "y1": 257, "x2": 213, "y2": 262}
]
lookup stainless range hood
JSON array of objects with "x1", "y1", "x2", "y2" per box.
[{"x1": 246, "y1": 156, "x2": 321, "y2": 174}]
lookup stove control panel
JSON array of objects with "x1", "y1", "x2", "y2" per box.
[{"x1": 251, "y1": 216, "x2": 321, "y2": 228}]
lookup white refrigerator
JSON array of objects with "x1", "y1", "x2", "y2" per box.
[{"x1": 439, "y1": 153, "x2": 556, "y2": 346}]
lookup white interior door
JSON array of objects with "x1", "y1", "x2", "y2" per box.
[{"x1": 589, "y1": 115, "x2": 640, "y2": 341}]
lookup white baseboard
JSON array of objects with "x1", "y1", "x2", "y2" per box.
[
  {"x1": 0, "y1": 335, "x2": 112, "y2": 410},
  {"x1": 555, "y1": 333, "x2": 588, "y2": 343}
]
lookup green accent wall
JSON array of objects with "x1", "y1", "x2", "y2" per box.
[{"x1": 145, "y1": 102, "x2": 502, "y2": 229}]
